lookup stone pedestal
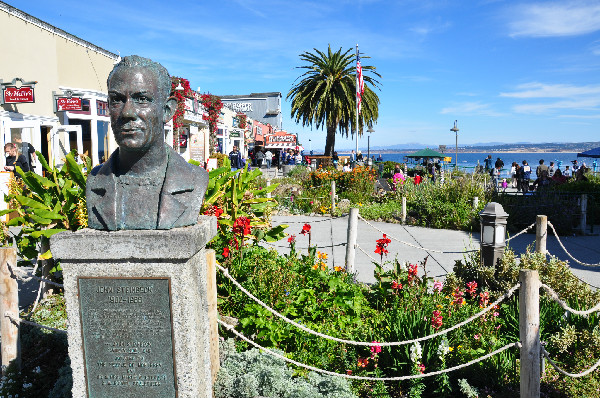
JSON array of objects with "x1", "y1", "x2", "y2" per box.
[{"x1": 50, "y1": 216, "x2": 217, "y2": 398}]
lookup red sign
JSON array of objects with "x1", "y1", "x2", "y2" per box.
[
  {"x1": 3, "y1": 86, "x2": 34, "y2": 103},
  {"x1": 266, "y1": 134, "x2": 296, "y2": 145},
  {"x1": 179, "y1": 134, "x2": 188, "y2": 148},
  {"x1": 56, "y1": 97, "x2": 82, "y2": 111}
]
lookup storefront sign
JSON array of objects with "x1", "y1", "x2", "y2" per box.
[
  {"x1": 266, "y1": 134, "x2": 296, "y2": 144},
  {"x1": 3, "y1": 86, "x2": 34, "y2": 103},
  {"x1": 224, "y1": 102, "x2": 253, "y2": 112},
  {"x1": 179, "y1": 134, "x2": 188, "y2": 148},
  {"x1": 56, "y1": 97, "x2": 82, "y2": 111},
  {"x1": 229, "y1": 130, "x2": 241, "y2": 138}
]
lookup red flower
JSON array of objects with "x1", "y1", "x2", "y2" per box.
[
  {"x1": 431, "y1": 310, "x2": 443, "y2": 330},
  {"x1": 203, "y1": 205, "x2": 224, "y2": 218},
  {"x1": 288, "y1": 235, "x2": 296, "y2": 244},
  {"x1": 357, "y1": 357, "x2": 369, "y2": 368},
  {"x1": 300, "y1": 223, "x2": 311, "y2": 235},
  {"x1": 233, "y1": 217, "x2": 251, "y2": 236},
  {"x1": 407, "y1": 263, "x2": 418, "y2": 283},
  {"x1": 418, "y1": 363, "x2": 425, "y2": 374},
  {"x1": 453, "y1": 288, "x2": 465, "y2": 306},
  {"x1": 466, "y1": 281, "x2": 478, "y2": 298},
  {"x1": 391, "y1": 280, "x2": 402, "y2": 290},
  {"x1": 222, "y1": 247, "x2": 230, "y2": 258},
  {"x1": 374, "y1": 234, "x2": 391, "y2": 256}
]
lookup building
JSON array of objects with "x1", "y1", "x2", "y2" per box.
[
  {"x1": 219, "y1": 92, "x2": 282, "y2": 130},
  {"x1": 0, "y1": 2, "x2": 119, "y2": 169}
]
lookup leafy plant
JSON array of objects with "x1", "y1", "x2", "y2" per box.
[{"x1": 3, "y1": 150, "x2": 89, "y2": 279}]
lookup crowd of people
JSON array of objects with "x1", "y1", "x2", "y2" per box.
[{"x1": 484, "y1": 155, "x2": 592, "y2": 193}]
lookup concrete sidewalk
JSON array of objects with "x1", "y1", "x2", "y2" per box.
[{"x1": 267, "y1": 215, "x2": 600, "y2": 288}]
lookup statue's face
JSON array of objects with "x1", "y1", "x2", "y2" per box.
[{"x1": 108, "y1": 67, "x2": 164, "y2": 152}]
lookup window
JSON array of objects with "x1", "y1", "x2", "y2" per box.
[
  {"x1": 69, "y1": 99, "x2": 91, "y2": 115},
  {"x1": 97, "y1": 100, "x2": 108, "y2": 116}
]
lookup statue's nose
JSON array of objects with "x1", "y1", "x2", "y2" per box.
[{"x1": 121, "y1": 98, "x2": 136, "y2": 118}]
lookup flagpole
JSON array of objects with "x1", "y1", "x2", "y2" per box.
[{"x1": 355, "y1": 43, "x2": 359, "y2": 155}]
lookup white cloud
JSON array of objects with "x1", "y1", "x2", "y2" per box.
[
  {"x1": 500, "y1": 83, "x2": 600, "y2": 98},
  {"x1": 440, "y1": 102, "x2": 504, "y2": 116},
  {"x1": 508, "y1": 1, "x2": 600, "y2": 37},
  {"x1": 501, "y1": 82, "x2": 600, "y2": 114}
]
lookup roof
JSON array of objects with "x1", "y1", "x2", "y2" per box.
[
  {"x1": 577, "y1": 147, "x2": 600, "y2": 158},
  {"x1": 405, "y1": 148, "x2": 445, "y2": 158},
  {"x1": 219, "y1": 92, "x2": 282, "y2": 100}
]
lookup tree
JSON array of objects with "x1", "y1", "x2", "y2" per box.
[{"x1": 287, "y1": 45, "x2": 381, "y2": 155}]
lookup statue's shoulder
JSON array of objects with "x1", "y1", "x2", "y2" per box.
[{"x1": 164, "y1": 145, "x2": 209, "y2": 187}]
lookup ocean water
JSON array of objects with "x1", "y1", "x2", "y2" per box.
[{"x1": 340, "y1": 152, "x2": 599, "y2": 176}]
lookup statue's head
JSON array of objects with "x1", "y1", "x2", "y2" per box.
[{"x1": 107, "y1": 55, "x2": 177, "y2": 152}]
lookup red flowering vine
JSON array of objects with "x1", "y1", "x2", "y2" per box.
[
  {"x1": 170, "y1": 77, "x2": 193, "y2": 146},
  {"x1": 300, "y1": 223, "x2": 312, "y2": 248},
  {"x1": 200, "y1": 93, "x2": 223, "y2": 154},
  {"x1": 203, "y1": 205, "x2": 224, "y2": 218},
  {"x1": 237, "y1": 113, "x2": 247, "y2": 129}
]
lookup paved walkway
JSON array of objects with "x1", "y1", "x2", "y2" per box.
[{"x1": 266, "y1": 215, "x2": 600, "y2": 288}]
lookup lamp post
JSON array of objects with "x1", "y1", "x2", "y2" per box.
[
  {"x1": 479, "y1": 202, "x2": 508, "y2": 267},
  {"x1": 450, "y1": 120, "x2": 459, "y2": 170},
  {"x1": 367, "y1": 125, "x2": 375, "y2": 167}
]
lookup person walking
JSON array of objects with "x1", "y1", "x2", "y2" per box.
[
  {"x1": 255, "y1": 149, "x2": 265, "y2": 168},
  {"x1": 264, "y1": 149, "x2": 273, "y2": 169},
  {"x1": 14, "y1": 136, "x2": 37, "y2": 173},
  {"x1": 4, "y1": 143, "x2": 29, "y2": 178},
  {"x1": 521, "y1": 160, "x2": 532, "y2": 194},
  {"x1": 510, "y1": 162, "x2": 518, "y2": 188},
  {"x1": 229, "y1": 145, "x2": 243, "y2": 171},
  {"x1": 536, "y1": 159, "x2": 549, "y2": 178},
  {"x1": 548, "y1": 161, "x2": 556, "y2": 177},
  {"x1": 350, "y1": 150, "x2": 356, "y2": 169},
  {"x1": 484, "y1": 155, "x2": 493, "y2": 172}
]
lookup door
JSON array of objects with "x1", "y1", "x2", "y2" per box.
[{"x1": 49, "y1": 125, "x2": 83, "y2": 167}]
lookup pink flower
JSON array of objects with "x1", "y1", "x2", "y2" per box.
[
  {"x1": 474, "y1": 334, "x2": 481, "y2": 340},
  {"x1": 418, "y1": 364, "x2": 425, "y2": 374},
  {"x1": 433, "y1": 281, "x2": 443, "y2": 293},
  {"x1": 466, "y1": 281, "x2": 478, "y2": 297},
  {"x1": 370, "y1": 341, "x2": 382, "y2": 355}
]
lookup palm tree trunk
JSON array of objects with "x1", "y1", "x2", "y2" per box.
[{"x1": 324, "y1": 124, "x2": 336, "y2": 156}]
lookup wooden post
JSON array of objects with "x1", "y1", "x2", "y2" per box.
[
  {"x1": 520, "y1": 269, "x2": 541, "y2": 398},
  {"x1": 473, "y1": 196, "x2": 479, "y2": 211},
  {"x1": 401, "y1": 197, "x2": 407, "y2": 223},
  {"x1": 535, "y1": 215, "x2": 547, "y2": 255},
  {"x1": 330, "y1": 180, "x2": 336, "y2": 215},
  {"x1": 579, "y1": 194, "x2": 587, "y2": 235},
  {"x1": 205, "y1": 249, "x2": 219, "y2": 384},
  {"x1": 345, "y1": 208, "x2": 358, "y2": 273},
  {"x1": 0, "y1": 247, "x2": 20, "y2": 373}
]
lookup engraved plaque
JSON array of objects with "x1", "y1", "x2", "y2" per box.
[{"x1": 78, "y1": 278, "x2": 177, "y2": 397}]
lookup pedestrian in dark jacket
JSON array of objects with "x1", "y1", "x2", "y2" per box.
[{"x1": 4, "y1": 143, "x2": 29, "y2": 178}]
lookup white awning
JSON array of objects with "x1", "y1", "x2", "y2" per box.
[{"x1": 264, "y1": 142, "x2": 298, "y2": 149}]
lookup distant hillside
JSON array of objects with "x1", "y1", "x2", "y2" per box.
[{"x1": 332, "y1": 141, "x2": 600, "y2": 154}]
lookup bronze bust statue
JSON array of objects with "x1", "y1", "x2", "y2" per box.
[{"x1": 86, "y1": 55, "x2": 209, "y2": 230}]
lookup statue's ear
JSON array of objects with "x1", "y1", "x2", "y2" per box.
[{"x1": 163, "y1": 96, "x2": 178, "y2": 123}]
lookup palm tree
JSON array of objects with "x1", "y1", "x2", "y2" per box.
[{"x1": 287, "y1": 45, "x2": 381, "y2": 155}]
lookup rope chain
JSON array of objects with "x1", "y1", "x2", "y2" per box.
[
  {"x1": 9, "y1": 264, "x2": 64, "y2": 288},
  {"x1": 219, "y1": 318, "x2": 520, "y2": 381},
  {"x1": 541, "y1": 284, "x2": 600, "y2": 316},
  {"x1": 216, "y1": 262, "x2": 520, "y2": 346},
  {"x1": 357, "y1": 215, "x2": 478, "y2": 254},
  {"x1": 356, "y1": 243, "x2": 380, "y2": 263},
  {"x1": 505, "y1": 223, "x2": 536, "y2": 243},
  {"x1": 542, "y1": 347, "x2": 600, "y2": 378},
  {"x1": 5, "y1": 313, "x2": 67, "y2": 334},
  {"x1": 547, "y1": 221, "x2": 600, "y2": 267}
]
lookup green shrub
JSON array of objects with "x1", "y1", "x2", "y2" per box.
[{"x1": 215, "y1": 339, "x2": 357, "y2": 398}]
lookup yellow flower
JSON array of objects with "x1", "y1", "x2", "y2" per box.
[
  {"x1": 312, "y1": 264, "x2": 318, "y2": 270},
  {"x1": 334, "y1": 266, "x2": 343, "y2": 272},
  {"x1": 448, "y1": 347, "x2": 454, "y2": 352}
]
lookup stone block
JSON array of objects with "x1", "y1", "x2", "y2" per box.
[{"x1": 50, "y1": 216, "x2": 217, "y2": 398}]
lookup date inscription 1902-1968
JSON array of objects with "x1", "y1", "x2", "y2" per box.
[{"x1": 78, "y1": 278, "x2": 177, "y2": 397}]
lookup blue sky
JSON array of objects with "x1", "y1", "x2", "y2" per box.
[{"x1": 12, "y1": 0, "x2": 600, "y2": 150}]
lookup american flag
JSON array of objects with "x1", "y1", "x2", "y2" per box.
[{"x1": 356, "y1": 53, "x2": 364, "y2": 114}]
